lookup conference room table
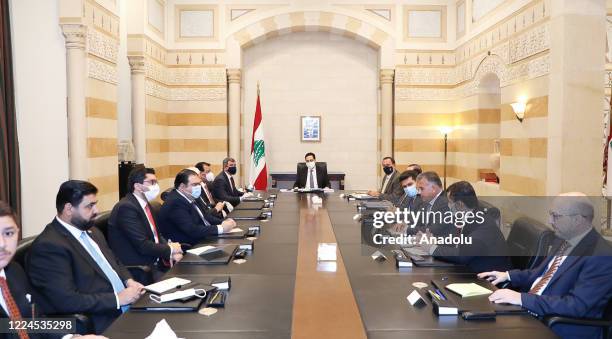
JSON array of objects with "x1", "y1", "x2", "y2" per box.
[{"x1": 103, "y1": 191, "x2": 557, "y2": 339}]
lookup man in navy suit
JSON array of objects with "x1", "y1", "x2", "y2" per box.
[
  {"x1": 0, "y1": 201, "x2": 107, "y2": 339},
  {"x1": 27, "y1": 181, "x2": 144, "y2": 334},
  {"x1": 159, "y1": 169, "x2": 236, "y2": 246},
  {"x1": 479, "y1": 193, "x2": 612, "y2": 339},
  {"x1": 212, "y1": 157, "x2": 253, "y2": 206}
]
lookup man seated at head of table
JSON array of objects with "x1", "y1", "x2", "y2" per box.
[
  {"x1": 415, "y1": 181, "x2": 511, "y2": 273},
  {"x1": 479, "y1": 193, "x2": 612, "y2": 339},
  {"x1": 158, "y1": 169, "x2": 236, "y2": 246},
  {"x1": 27, "y1": 181, "x2": 144, "y2": 334}
]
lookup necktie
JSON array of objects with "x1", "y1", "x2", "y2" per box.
[
  {"x1": 203, "y1": 184, "x2": 216, "y2": 204},
  {"x1": 79, "y1": 232, "x2": 129, "y2": 312},
  {"x1": 0, "y1": 277, "x2": 29, "y2": 339},
  {"x1": 144, "y1": 204, "x2": 159, "y2": 243},
  {"x1": 529, "y1": 241, "x2": 570, "y2": 295},
  {"x1": 192, "y1": 202, "x2": 212, "y2": 227},
  {"x1": 309, "y1": 169, "x2": 315, "y2": 189},
  {"x1": 229, "y1": 176, "x2": 236, "y2": 192}
]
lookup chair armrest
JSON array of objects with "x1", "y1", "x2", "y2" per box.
[
  {"x1": 124, "y1": 265, "x2": 151, "y2": 273},
  {"x1": 544, "y1": 315, "x2": 612, "y2": 328}
]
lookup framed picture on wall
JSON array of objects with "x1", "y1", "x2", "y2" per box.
[{"x1": 301, "y1": 116, "x2": 321, "y2": 142}]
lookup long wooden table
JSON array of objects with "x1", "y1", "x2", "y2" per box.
[{"x1": 103, "y1": 192, "x2": 556, "y2": 339}]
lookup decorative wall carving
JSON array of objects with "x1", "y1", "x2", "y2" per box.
[
  {"x1": 145, "y1": 60, "x2": 226, "y2": 84},
  {"x1": 87, "y1": 29, "x2": 118, "y2": 63},
  {"x1": 509, "y1": 24, "x2": 549, "y2": 63},
  {"x1": 88, "y1": 58, "x2": 118, "y2": 84},
  {"x1": 145, "y1": 79, "x2": 226, "y2": 101},
  {"x1": 61, "y1": 24, "x2": 87, "y2": 50}
]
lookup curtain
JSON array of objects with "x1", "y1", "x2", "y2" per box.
[{"x1": 0, "y1": 0, "x2": 21, "y2": 231}]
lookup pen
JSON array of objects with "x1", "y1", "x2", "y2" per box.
[
  {"x1": 434, "y1": 288, "x2": 447, "y2": 301},
  {"x1": 428, "y1": 289, "x2": 441, "y2": 301}
]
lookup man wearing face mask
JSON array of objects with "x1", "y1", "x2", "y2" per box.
[
  {"x1": 409, "y1": 171, "x2": 454, "y2": 237},
  {"x1": 27, "y1": 181, "x2": 144, "y2": 334},
  {"x1": 368, "y1": 157, "x2": 402, "y2": 201},
  {"x1": 293, "y1": 152, "x2": 330, "y2": 189},
  {"x1": 393, "y1": 170, "x2": 420, "y2": 210},
  {"x1": 108, "y1": 166, "x2": 183, "y2": 284},
  {"x1": 193, "y1": 163, "x2": 231, "y2": 218},
  {"x1": 159, "y1": 169, "x2": 236, "y2": 246},
  {"x1": 212, "y1": 158, "x2": 253, "y2": 206}
]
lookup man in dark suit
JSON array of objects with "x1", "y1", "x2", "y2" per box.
[
  {"x1": 479, "y1": 193, "x2": 612, "y2": 339},
  {"x1": 0, "y1": 201, "x2": 107, "y2": 338},
  {"x1": 408, "y1": 171, "x2": 454, "y2": 237},
  {"x1": 159, "y1": 169, "x2": 236, "y2": 246},
  {"x1": 108, "y1": 166, "x2": 183, "y2": 284},
  {"x1": 392, "y1": 170, "x2": 420, "y2": 211},
  {"x1": 27, "y1": 181, "x2": 144, "y2": 334},
  {"x1": 192, "y1": 164, "x2": 228, "y2": 219},
  {"x1": 212, "y1": 157, "x2": 252, "y2": 206},
  {"x1": 368, "y1": 157, "x2": 403, "y2": 201},
  {"x1": 293, "y1": 152, "x2": 330, "y2": 189},
  {"x1": 418, "y1": 181, "x2": 511, "y2": 273}
]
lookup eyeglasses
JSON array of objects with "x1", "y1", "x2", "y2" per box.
[
  {"x1": 548, "y1": 212, "x2": 584, "y2": 221},
  {"x1": 143, "y1": 179, "x2": 158, "y2": 185}
]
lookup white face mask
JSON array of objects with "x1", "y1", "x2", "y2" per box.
[
  {"x1": 144, "y1": 184, "x2": 160, "y2": 202},
  {"x1": 149, "y1": 288, "x2": 207, "y2": 303},
  {"x1": 206, "y1": 172, "x2": 215, "y2": 182},
  {"x1": 306, "y1": 161, "x2": 315, "y2": 169}
]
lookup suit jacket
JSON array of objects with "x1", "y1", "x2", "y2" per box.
[
  {"x1": 27, "y1": 219, "x2": 132, "y2": 334},
  {"x1": 380, "y1": 170, "x2": 403, "y2": 202},
  {"x1": 408, "y1": 192, "x2": 454, "y2": 237},
  {"x1": 0, "y1": 263, "x2": 66, "y2": 338},
  {"x1": 432, "y1": 209, "x2": 511, "y2": 273},
  {"x1": 509, "y1": 229, "x2": 612, "y2": 339},
  {"x1": 198, "y1": 182, "x2": 226, "y2": 219},
  {"x1": 108, "y1": 194, "x2": 171, "y2": 282},
  {"x1": 158, "y1": 189, "x2": 219, "y2": 246},
  {"x1": 393, "y1": 194, "x2": 421, "y2": 212},
  {"x1": 293, "y1": 163, "x2": 330, "y2": 189},
  {"x1": 212, "y1": 172, "x2": 244, "y2": 206},
  {"x1": 193, "y1": 196, "x2": 224, "y2": 225}
]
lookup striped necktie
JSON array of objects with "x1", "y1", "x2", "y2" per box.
[
  {"x1": 0, "y1": 277, "x2": 29, "y2": 339},
  {"x1": 529, "y1": 241, "x2": 570, "y2": 295}
]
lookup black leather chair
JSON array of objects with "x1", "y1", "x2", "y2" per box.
[
  {"x1": 506, "y1": 216, "x2": 557, "y2": 270},
  {"x1": 544, "y1": 298, "x2": 612, "y2": 339},
  {"x1": 160, "y1": 188, "x2": 173, "y2": 202},
  {"x1": 478, "y1": 200, "x2": 500, "y2": 228},
  {"x1": 14, "y1": 236, "x2": 35, "y2": 268}
]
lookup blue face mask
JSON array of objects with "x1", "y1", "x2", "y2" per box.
[
  {"x1": 191, "y1": 185, "x2": 202, "y2": 199},
  {"x1": 404, "y1": 185, "x2": 418, "y2": 198}
]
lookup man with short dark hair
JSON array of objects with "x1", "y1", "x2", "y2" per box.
[
  {"x1": 293, "y1": 152, "x2": 330, "y2": 189},
  {"x1": 407, "y1": 163, "x2": 422, "y2": 175},
  {"x1": 394, "y1": 170, "x2": 420, "y2": 211},
  {"x1": 27, "y1": 181, "x2": 144, "y2": 334},
  {"x1": 108, "y1": 166, "x2": 183, "y2": 284},
  {"x1": 411, "y1": 171, "x2": 453, "y2": 236},
  {"x1": 159, "y1": 169, "x2": 236, "y2": 246},
  {"x1": 192, "y1": 164, "x2": 229, "y2": 218},
  {"x1": 368, "y1": 157, "x2": 402, "y2": 201},
  {"x1": 212, "y1": 158, "x2": 251, "y2": 206},
  {"x1": 418, "y1": 181, "x2": 511, "y2": 273}
]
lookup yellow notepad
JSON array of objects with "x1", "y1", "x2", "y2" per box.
[{"x1": 446, "y1": 283, "x2": 492, "y2": 297}]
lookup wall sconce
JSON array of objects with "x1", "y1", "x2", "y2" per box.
[{"x1": 510, "y1": 97, "x2": 527, "y2": 122}]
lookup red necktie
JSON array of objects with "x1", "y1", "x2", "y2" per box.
[
  {"x1": 529, "y1": 241, "x2": 570, "y2": 294},
  {"x1": 0, "y1": 277, "x2": 29, "y2": 339},
  {"x1": 144, "y1": 204, "x2": 160, "y2": 243}
]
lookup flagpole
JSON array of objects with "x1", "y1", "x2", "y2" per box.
[{"x1": 605, "y1": 72, "x2": 612, "y2": 236}]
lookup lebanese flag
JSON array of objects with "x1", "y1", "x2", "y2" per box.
[
  {"x1": 249, "y1": 89, "x2": 268, "y2": 190},
  {"x1": 605, "y1": 94, "x2": 612, "y2": 196}
]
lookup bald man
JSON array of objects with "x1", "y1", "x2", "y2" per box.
[{"x1": 479, "y1": 193, "x2": 612, "y2": 339}]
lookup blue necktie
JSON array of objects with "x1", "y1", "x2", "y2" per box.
[{"x1": 79, "y1": 232, "x2": 129, "y2": 313}]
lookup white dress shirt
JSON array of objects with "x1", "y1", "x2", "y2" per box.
[
  {"x1": 381, "y1": 172, "x2": 393, "y2": 194},
  {"x1": 176, "y1": 190, "x2": 224, "y2": 234},
  {"x1": 305, "y1": 166, "x2": 319, "y2": 188},
  {"x1": 0, "y1": 269, "x2": 8, "y2": 315},
  {"x1": 55, "y1": 216, "x2": 121, "y2": 309}
]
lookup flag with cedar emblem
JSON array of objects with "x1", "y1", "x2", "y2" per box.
[{"x1": 249, "y1": 88, "x2": 268, "y2": 190}]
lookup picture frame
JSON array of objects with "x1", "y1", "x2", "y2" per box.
[{"x1": 301, "y1": 116, "x2": 321, "y2": 142}]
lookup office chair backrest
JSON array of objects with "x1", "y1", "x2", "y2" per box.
[
  {"x1": 478, "y1": 200, "x2": 501, "y2": 227},
  {"x1": 14, "y1": 236, "x2": 36, "y2": 268},
  {"x1": 93, "y1": 211, "x2": 111, "y2": 241},
  {"x1": 161, "y1": 188, "x2": 173, "y2": 202},
  {"x1": 297, "y1": 162, "x2": 328, "y2": 171},
  {"x1": 149, "y1": 200, "x2": 162, "y2": 216},
  {"x1": 506, "y1": 216, "x2": 557, "y2": 270}
]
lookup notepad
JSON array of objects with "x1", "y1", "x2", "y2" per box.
[
  {"x1": 144, "y1": 277, "x2": 191, "y2": 294},
  {"x1": 228, "y1": 227, "x2": 244, "y2": 233},
  {"x1": 445, "y1": 283, "x2": 492, "y2": 298},
  {"x1": 186, "y1": 246, "x2": 217, "y2": 256}
]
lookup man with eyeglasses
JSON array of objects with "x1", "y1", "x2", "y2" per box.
[
  {"x1": 108, "y1": 166, "x2": 183, "y2": 284},
  {"x1": 479, "y1": 193, "x2": 612, "y2": 339}
]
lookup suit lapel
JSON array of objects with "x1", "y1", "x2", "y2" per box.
[
  {"x1": 127, "y1": 194, "x2": 156, "y2": 241},
  {"x1": 545, "y1": 230, "x2": 598, "y2": 288},
  {"x1": 51, "y1": 220, "x2": 112, "y2": 283},
  {"x1": 5, "y1": 264, "x2": 30, "y2": 318}
]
